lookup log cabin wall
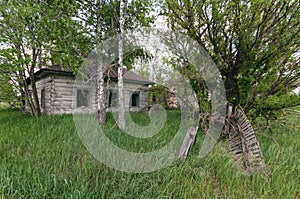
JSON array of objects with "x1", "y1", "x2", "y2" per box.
[
  {"x1": 102, "y1": 81, "x2": 149, "y2": 112},
  {"x1": 34, "y1": 76, "x2": 52, "y2": 115},
  {"x1": 52, "y1": 75, "x2": 80, "y2": 114},
  {"x1": 28, "y1": 71, "x2": 150, "y2": 115}
]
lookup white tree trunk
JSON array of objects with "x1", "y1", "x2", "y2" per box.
[
  {"x1": 97, "y1": 64, "x2": 106, "y2": 123},
  {"x1": 117, "y1": 0, "x2": 127, "y2": 129},
  {"x1": 96, "y1": 0, "x2": 106, "y2": 124}
]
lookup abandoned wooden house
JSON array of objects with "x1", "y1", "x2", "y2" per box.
[{"x1": 26, "y1": 67, "x2": 154, "y2": 115}]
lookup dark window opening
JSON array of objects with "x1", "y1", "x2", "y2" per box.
[
  {"x1": 41, "y1": 89, "x2": 45, "y2": 108},
  {"x1": 152, "y1": 95, "x2": 156, "y2": 103},
  {"x1": 77, "y1": 89, "x2": 90, "y2": 107},
  {"x1": 131, "y1": 92, "x2": 140, "y2": 107},
  {"x1": 108, "y1": 90, "x2": 118, "y2": 107}
]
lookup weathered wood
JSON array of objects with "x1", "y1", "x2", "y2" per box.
[
  {"x1": 27, "y1": 68, "x2": 152, "y2": 115},
  {"x1": 228, "y1": 106, "x2": 266, "y2": 174},
  {"x1": 178, "y1": 126, "x2": 199, "y2": 158}
]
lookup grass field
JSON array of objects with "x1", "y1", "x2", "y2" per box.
[{"x1": 0, "y1": 109, "x2": 299, "y2": 198}]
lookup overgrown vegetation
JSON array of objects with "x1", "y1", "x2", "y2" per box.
[
  {"x1": 0, "y1": 109, "x2": 299, "y2": 198},
  {"x1": 164, "y1": 0, "x2": 300, "y2": 118}
]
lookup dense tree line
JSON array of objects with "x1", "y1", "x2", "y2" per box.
[
  {"x1": 163, "y1": 0, "x2": 300, "y2": 121},
  {"x1": 0, "y1": 0, "x2": 153, "y2": 116},
  {"x1": 0, "y1": 0, "x2": 299, "y2": 124}
]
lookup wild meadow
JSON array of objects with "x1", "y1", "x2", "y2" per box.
[{"x1": 0, "y1": 108, "x2": 299, "y2": 198}]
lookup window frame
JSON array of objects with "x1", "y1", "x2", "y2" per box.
[
  {"x1": 41, "y1": 89, "x2": 45, "y2": 108},
  {"x1": 76, "y1": 88, "x2": 91, "y2": 108},
  {"x1": 131, "y1": 91, "x2": 140, "y2": 108},
  {"x1": 108, "y1": 89, "x2": 118, "y2": 107}
]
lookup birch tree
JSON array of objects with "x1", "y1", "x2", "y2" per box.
[
  {"x1": 77, "y1": 0, "x2": 154, "y2": 124},
  {"x1": 117, "y1": 0, "x2": 127, "y2": 129},
  {"x1": 96, "y1": 0, "x2": 107, "y2": 124}
]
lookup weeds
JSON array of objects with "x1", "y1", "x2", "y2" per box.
[{"x1": 0, "y1": 109, "x2": 299, "y2": 198}]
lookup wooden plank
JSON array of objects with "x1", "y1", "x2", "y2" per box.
[{"x1": 178, "y1": 126, "x2": 199, "y2": 158}]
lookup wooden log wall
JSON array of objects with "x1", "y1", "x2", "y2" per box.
[{"x1": 33, "y1": 74, "x2": 150, "y2": 115}]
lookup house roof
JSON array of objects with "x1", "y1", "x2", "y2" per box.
[
  {"x1": 105, "y1": 68, "x2": 154, "y2": 85},
  {"x1": 28, "y1": 66, "x2": 154, "y2": 85}
]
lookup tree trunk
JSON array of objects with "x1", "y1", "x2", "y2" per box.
[
  {"x1": 30, "y1": 48, "x2": 42, "y2": 116},
  {"x1": 20, "y1": 89, "x2": 26, "y2": 111},
  {"x1": 23, "y1": 79, "x2": 35, "y2": 115},
  {"x1": 223, "y1": 65, "x2": 240, "y2": 106},
  {"x1": 96, "y1": 0, "x2": 106, "y2": 124},
  {"x1": 117, "y1": 0, "x2": 127, "y2": 129},
  {"x1": 29, "y1": 70, "x2": 41, "y2": 116},
  {"x1": 96, "y1": 66, "x2": 107, "y2": 123}
]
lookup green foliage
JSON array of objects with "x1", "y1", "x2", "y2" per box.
[
  {"x1": 149, "y1": 85, "x2": 169, "y2": 108},
  {"x1": 0, "y1": 77, "x2": 21, "y2": 107},
  {"x1": 77, "y1": 0, "x2": 155, "y2": 44},
  {"x1": 164, "y1": 0, "x2": 300, "y2": 119},
  {"x1": 0, "y1": 48, "x2": 25, "y2": 108},
  {"x1": 0, "y1": 0, "x2": 155, "y2": 110},
  {"x1": 0, "y1": 109, "x2": 299, "y2": 198},
  {"x1": 0, "y1": 0, "x2": 92, "y2": 112},
  {"x1": 0, "y1": 0, "x2": 91, "y2": 70}
]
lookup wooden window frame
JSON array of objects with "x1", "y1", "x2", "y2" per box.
[
  {"x1": 131, "y1": 91, "x2": 140, "y2": 107},
  {"x1": 108, "y1": 89, "x2": 118, "y2": 107},
  {"x1": 41, "y1": 89, "x2": 45, "y2": 108},
  {"x1": 76, "y1": 89, "x2": 90, "y2": 108}
]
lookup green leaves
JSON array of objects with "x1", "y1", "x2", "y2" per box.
[
  {"x1": 0, "y1": 0, "x2": 92, "y2": 111},
  {"x1": 78, "y1": 0, "x2": 155, "y2": 44},
  {"x1": 0, "y1": 0, "x2": 156, "y2": 110},
  {"x1": 164, "y1": 0, "x2": 300, "y2": 118}
]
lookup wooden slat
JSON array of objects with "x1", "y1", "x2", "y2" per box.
[
  {"x1": 178, "y1": 126, "x2": 199, "y2": 158},
  {"x1": 228, "y1": 106, "x2": 266, "y2": 174}
]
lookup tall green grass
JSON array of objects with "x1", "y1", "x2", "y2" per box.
[{"x1": 0, "y1": 109, "x2": 299, "y2": 198}]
